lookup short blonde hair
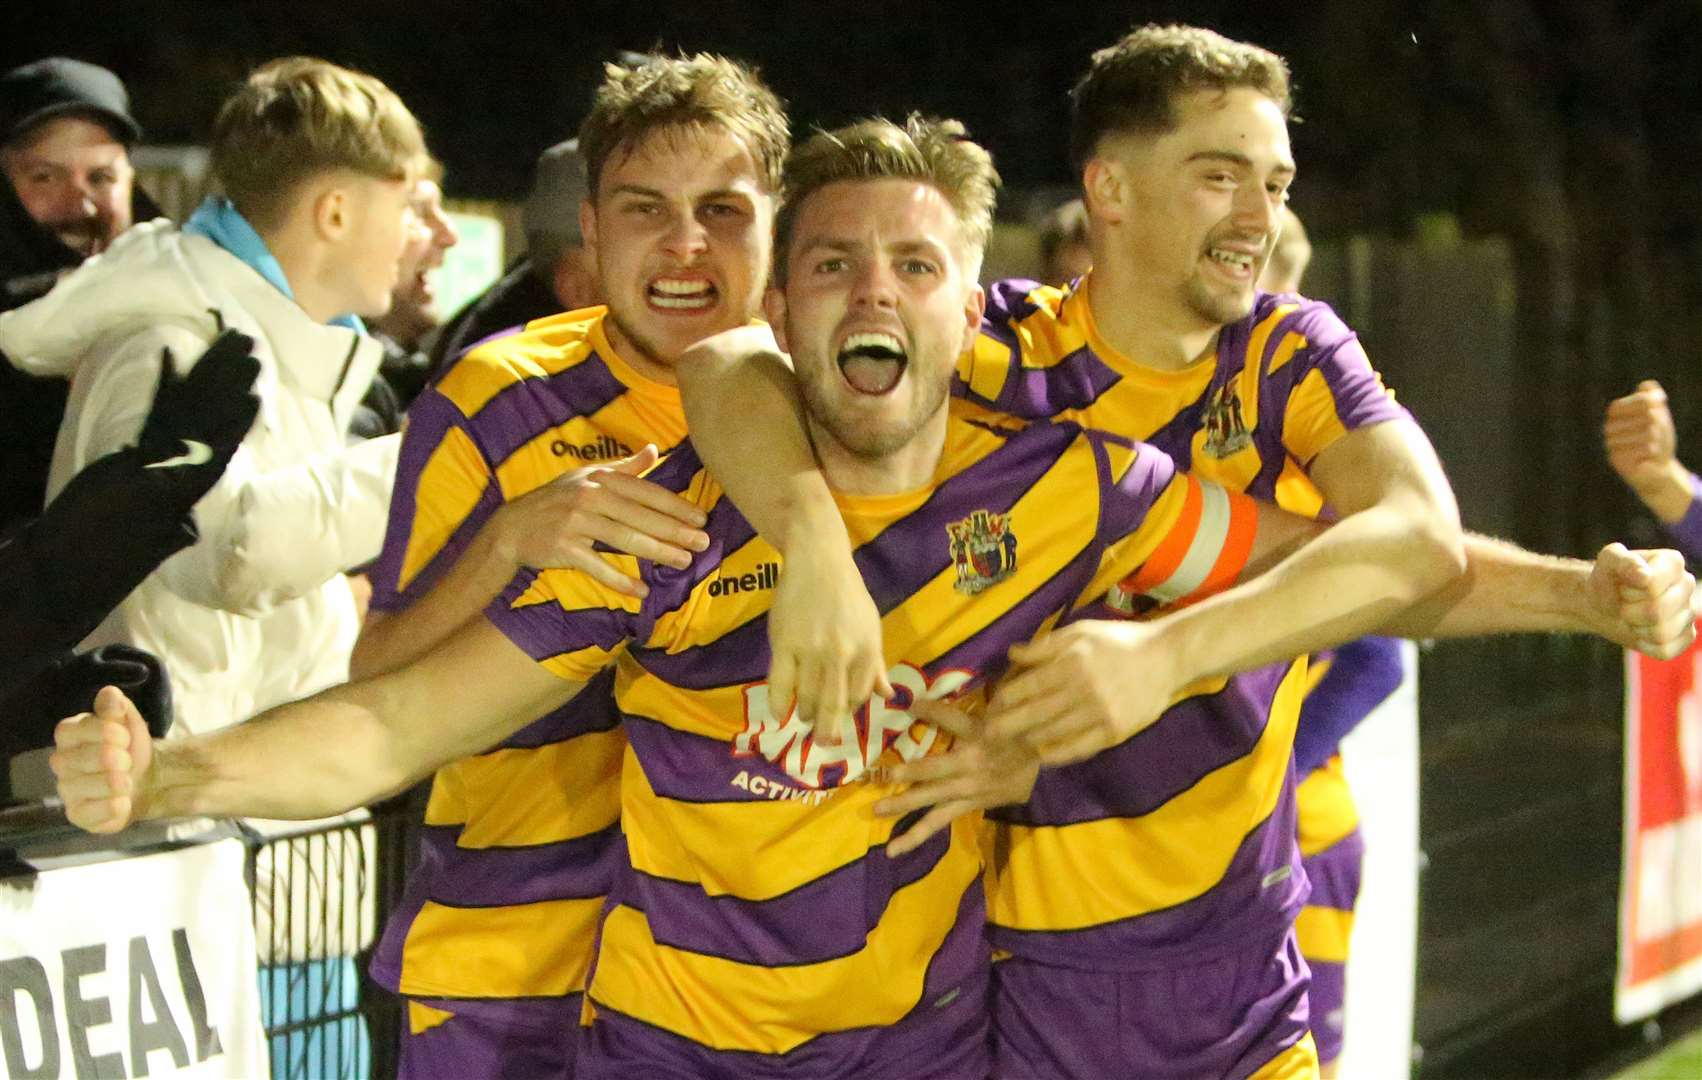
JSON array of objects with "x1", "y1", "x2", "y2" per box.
[
  {"x1": 774, "y1": 115, "x2": 1001, "y2": 284},
  {"x1": 578, "y1": 53, "x2": 788, "y2": 198},
  {"x1": 211, "y1": 56, "x2": 426, "y2": 228}
]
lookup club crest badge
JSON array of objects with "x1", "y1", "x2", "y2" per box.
[
  {"x1": 948, "y1": 510, "x2": 1018, "y2": 595},
  {"x1": 1200, "y1": 382, "x2": 1253, "y2": 459}
]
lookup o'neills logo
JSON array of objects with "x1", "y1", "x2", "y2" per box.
[
  {"x1": 551, "y1": 434, "x2": 632, "y2": 461},
  {"x1": 708, "y1": 562, "x2": 779, "y2": 597}
]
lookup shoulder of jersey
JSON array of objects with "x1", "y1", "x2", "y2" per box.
[{"x1": 437, "y1": 308, "x2": 603, "y2": 408}]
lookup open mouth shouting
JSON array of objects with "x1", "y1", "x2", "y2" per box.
[
  {"x1": 648, "y1": 274, "x2": 719, "y2": 313},
  {"x1": 837, "y1": 331, "x2": 908, "y2": 396}
]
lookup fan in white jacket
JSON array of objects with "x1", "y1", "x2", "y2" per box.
[{"x1": 0, "y1": 218, "x2": 399, "y2": 736}]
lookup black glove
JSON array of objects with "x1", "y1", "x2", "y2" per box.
[{"x1": 134, "y1": 329, "x2": 261, "y2": 500}]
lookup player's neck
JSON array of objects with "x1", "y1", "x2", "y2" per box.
[
  {"x1": 808, "y1": 408, "x2": 947, "y2": 498},
  {"x1": 600, "y1": 314, "x2": 680, "y2": 386},
  {"x1": 1085, "y1": 262, "x2": 1221, "y2": 372}
]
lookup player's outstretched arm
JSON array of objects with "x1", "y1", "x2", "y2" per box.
[
  {"x1": 352, "y1": 446, "x2": 708, "y2": 680},
  {"x1": 1382, "y1": 536, "x2": 1698, "y2": 659},
  {"x1": 51, "y1": 618, "x2": 581, "y2": 831},
  {"x1": 676, "y1": 325, "x2": 891, "y2": 737}
]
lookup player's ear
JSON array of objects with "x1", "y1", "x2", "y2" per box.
[
  {"x1": 763, "y1": 286, "x2": 789, "y2": 353},
  {"x1": 959, "y1": 282, "x2": 985, "y2": 356},
  {"x1": 1082, "y1": 157, "x2": 1125, "y2": 227},
  {"x1": 578, "y1": 198, "x2": 599, "y2": 271}
]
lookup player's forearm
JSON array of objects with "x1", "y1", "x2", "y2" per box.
[
  {"x1": 139, "y1": 680, "x2": 424, "y2": 821},
  {"x1": 1156, "y1": 505, "x2": 1462, "y2": 685},
  {"x1": 1629, "y1": 460, "x2": 1696, "y2": 526},
  {"x1": 1378, "y1": 533, "x2": 1606, "y2": 639},
  {"x1": 675, "y1": 332, "x2": 843, "y2": 556},
  {"x1": 350, "y1": 526, "x2": 519, "y2": 680}
]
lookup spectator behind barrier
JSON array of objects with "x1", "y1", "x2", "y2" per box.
[
  {"x1": 428, "y1": 136, "x2": 599, "y2": 375},
  {"x1": 0, "y1": 331, "x2": 259, "y2": 797},
  {"x1": 353, "y1": 165, "x2": 460, "y2": 437},
  {"x1": 0, "y1": 58, "x2": 165, "y2": 534},
  {"x1": 0, "y1": 55, "x2": 423, "y2": 738}
]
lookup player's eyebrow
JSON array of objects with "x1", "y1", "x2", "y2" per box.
[{"x1": 1186, "y1": 149, "x2": 1296, "y2": 177}]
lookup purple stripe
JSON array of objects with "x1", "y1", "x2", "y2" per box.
[
  {"x1": 627, "y1": 444, "x2": 759, "y2": 631},
  {"x1": 613, "y1": 826, "x2": 952, "y2": 968},
  {"x1": 1299, "y1": 827, "x2": 1364, "y2": 913},
  {"x1": 621, "y1": 712, "x2": 787, "y2": 803},
  {"x1": 997, "y1": 660, "x2": 1293, "y2": 827},
  {"x1": 929, "y1": 542, "x2": 1103, "y2": 677},
  {"x1": 487, "y1": 595, "x2": 632, "y2": 665},
  {"x1": 370, "y1": 826, "x2": 624, "y2": 993},
  {"x1": 963, "y1": 279, "x2": 1123, "y2": 421},
  {"x1": 494, "y1": 666, "x2": 620, "y2": 751},
  {"x1": 1092, "y1": 435, "x2": 1178, "y2": 551},
  {"x1": 582, "y1": 932, "x2": 988, "y2": 1075},
  {"x1": 371, "y1": 390, "x2": 504, "y2": 611},
  {"x1": 987, "y1": 771, "x2": 1307, "y2": 969},
  {"x1": 463, "y1": 353, "x2": 630, "y2": 470},
  {"x1": 414, "y1": 821, "x2": 622, "y2": 908},
  {"x1": 1669, "y1": 473, "x2": 1702, "y2": 562}
]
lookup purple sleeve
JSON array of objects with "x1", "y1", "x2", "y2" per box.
[
  {"x1": 1662, "y1": 473, "x2": 1702, "y2": 562},
  {"x1": 1293, "y1": 635, "x2": 1405, "y2": 773},
  {"x1": 1281, "y1": 301, "x2": 1410, "y2": 465}
]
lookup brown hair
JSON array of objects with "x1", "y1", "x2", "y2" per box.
[
  {"x1": 210, "y1": 56, "x2": 426, "y2": 229},
  {"x1": 773, "y1": 115, "x2": 1001, "y2": 284},
  {"x1": 1069, "y1": 24, "x2": 1292, "y2": 172},
  {"x1": 577, "y1": 53, "x2": 789, "y2": 198}
]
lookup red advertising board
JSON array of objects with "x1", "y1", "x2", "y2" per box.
[{"x1": 1618, "y1": 638, "x2": 1702, "y2": 1022}]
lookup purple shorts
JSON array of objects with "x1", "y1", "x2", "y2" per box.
[
  {"x1": 1297, "y1": 828, "x2": 1365, "y2": 1065},
  {"x1": 575, "y1": 962, "x2": 989, "y2": 1080},
  {"x1": 399, "y1": 994, "x2": 582, "y2": 1080},
  {"x1": 991, "y1": 929, "x2": 1312, "y2": 1080}
]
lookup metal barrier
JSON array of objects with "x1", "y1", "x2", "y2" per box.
[{"x1": 242, "y1": 790, "x2": 422, "y2": 1080}]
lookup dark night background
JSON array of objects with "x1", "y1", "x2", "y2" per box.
[{"x1": 12, "y1": 2, "x2": 1702, "y2": 1075}]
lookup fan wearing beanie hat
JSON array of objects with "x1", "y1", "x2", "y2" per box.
[{"x1": 0, "y1": 58, "x2": 144, "y2": 264}]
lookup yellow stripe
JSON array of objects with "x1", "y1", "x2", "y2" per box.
[
  {"x1": 1294, "y1": 904, "x2": 1355, "y2": 965},
  {"x1": 1273, "y1": 456, "x2": 1327, "y2": 519},
  {"x1": 620, "y1": 747, "x2": 906, "y2": 899},
  {"x1": 589, "y1": 815, "x2": 983, "y2": 1054},
  {"x1": 963, "y1": 334, "x2": 1015, "y2": 404},
  {"x1": 407, "y1": 1001, "x2": 454, "y2": 1036},
  {"x1": 1296, "y1": 755, "x2": 1359, "y2": 855},
  {"x1": 399, "y1": 424, "x2": 491, "y2": 593},
  {"x1": 446, "y1": 728, "x2": 624, "y2": 847},
  {"x1": 399, "y1": 896, "x2": 602, "y2": 999},
  {"x1": 1302, "y1": 655, "x2": 1334, "y2": 696},
  {"x1": 1248, "y1": 1033, "x2": 1320, "y2": 1080},
  {"x1": 1266, "y1": 329, "x2": 1306, "y2": 376},
  {"x1": 984, "y1": 659, "x2": 1306, "y2": 931},
  {"x1": 436, "y1": 313, "x2": 602, "y2": 415},
  {"x1": 616, "y1": 666, "x2": 750, "y2": 744},
  {"x1": 1282, "y1": 367, "x2": 1354, "y2": 466}
]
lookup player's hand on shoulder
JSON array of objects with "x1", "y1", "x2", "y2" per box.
[
  {"x1": 48, "y1": 685, "x2": 154, "y2": 834},
  {"x1": 1588, "y1": 542, "x2": 1698, "y2": 660},
  {"x1": 983, "y1": 620, "x2": 1183, "y2": 766},
  {"x1": 494, "y1": 444, "x2": 710, "y2": 597},
  {"x1": 874, "y1": 697, "x2": 1040, "y2": 857},
  {"x1": 767, "y1": 544, "x2": 893, "y2": 747}
]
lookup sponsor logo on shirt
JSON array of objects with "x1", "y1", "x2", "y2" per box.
[
  {"x1": 707, "y1": 562, "x2": 779, "y2": 597},
  {"x1": 735, "y1": 663, "x2": 973, "y2": 790},
  {"x1": 550, "y1": 434, "x2": 632, "y2": 461}
]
